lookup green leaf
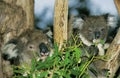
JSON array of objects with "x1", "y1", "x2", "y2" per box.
[
  {"x1": 37, "y1": 60, "x2": 54, "y2": 70},
  {"x1": 64, "y1": 58, "x2": 71, "y2": 65},
  {"x1": 65, "y1": 52, "x2": 70, "y2": 58},
  {"x1": 31, "y1": 59, "x2": 36, "y2": 72},
  {"x1": 54, "y1": 43, "x2": 59, "y2": 53},
  {"x1": 37, "y1": 71, "x2": 48, "y2": 78},
  {"x1": 100, "y1": 39, "x2": 105, "y2": 45},
  {"x1": 71, "y1": 67, "x2": 80, "y2": 76},
  {"x1": 74, "y1": 47, "x2": 82, "y2": 61},
  {"x1": 79, "y1": 63, "x2": 85, "y2": 72}
]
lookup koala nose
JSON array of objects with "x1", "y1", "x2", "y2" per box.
[
  {"x1": 95, "y1": 31, "x2": 100, "y2": 39},
  {"x1": 39, "y1": 42, "x2": 49, "y2": 55}
]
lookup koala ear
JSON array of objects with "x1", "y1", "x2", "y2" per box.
[
  {"x1": 103, "y1": 13, "x2": 109, "y2": 20},
  {"x1": 104, "y1": 14, "x2": 118, "y2": 28},
  {"x1": 79, "y1": 14, "x2": 87, "y2": 20},
  {"x1": 43, "y1": 26, "x2": 53, "y2": 39},
  {"x1": 70, "y1": 15, "x2": 84, "y2": 30},
  {"x1": 102, "y1": 13, "x2": 118, "y2": 29}
]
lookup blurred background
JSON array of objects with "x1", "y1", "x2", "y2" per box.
[{"x1": 34, "y1": 0, "x2": 118, "y2": 29}]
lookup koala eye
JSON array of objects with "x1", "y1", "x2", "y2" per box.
[
  {"x1": 28, "y1": 45, "x2": 35, "y2": 50},
  {"x1": 101, "y1": 28, "x2": 105, "y2": 32},
  {"x1": 29, "y1": 46, "x2": 33, "y2": 49}
]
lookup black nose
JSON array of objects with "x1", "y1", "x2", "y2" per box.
[
  {"x1": 39, "y1": 43, "x2": 49, "y2": 53},
  {"x1": 95, "y1": 31, "x2": 100, "y2": 39}
]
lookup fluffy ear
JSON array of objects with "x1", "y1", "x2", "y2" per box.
[
  {"x1": 43, "y1": 26, "x2": 53, "y2": 39},
  {"x1": 107, "y1": 15, "x2": 118, "y2": 28},
  {"x1": 103, "y1": 14, "x2": 117, "y2": 28},
  {"x1": 70, "y1": 15, "x2": 84, "y2": 30},
  {"x1": 79, "y1": 14, "x2": 87, "y2": 20},
  {"x1": 103, "y1": 13, "x2": 109, "y2": 20}
]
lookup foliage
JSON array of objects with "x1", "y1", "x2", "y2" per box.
[{"x1": 12, "y1": 35, "x2": 108, "y2": 78}]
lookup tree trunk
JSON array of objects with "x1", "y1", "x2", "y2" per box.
[
  {"x1": 54, "y1": 0, "x2": 68, "y2": 50},
  {"x1": 103, "y1": 29, "x2": 120, "y2": 78},
  {"x1": 0, "y1": 0, "x2": 34, "y2": 77},
  {"x1": 98, "y1": 0, "x2": 120, "y2": 78},
  {"x1": 114, "y1": 0, "x2": 120, "y2": 14},
  {"x1": 0, "y1": 36, "x2": 3, "y2": 78}
]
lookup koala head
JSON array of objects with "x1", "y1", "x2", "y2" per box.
[
  {"x1": 23, "y1": 30, "x2": 51, "y2": 61},
  {"x1": 2, "y1": 30, "x2": 53, "y2": 65},
  {"x1": 71, "y1": 14, "x2": 113, "y2": 46},
  {"x1": 80, "y1": 15, "x2": 108, "y2": 42}
]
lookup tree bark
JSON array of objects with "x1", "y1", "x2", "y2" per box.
[
  {"x1": 104, "y1": 29, "x2": 120, "y2": 78},
  {"x1": 1, "y1": 0, "x2": 34, "y2": 43},
  {"x1": 54, "y1": 0, "x2": 68, "y2": 50},
  {"x1": 114, "y1": 0, "x2": 120, "y2": 14},
  {"x1": 98, "y1": 0, "x2": 120, "y2": 78},
  {"x1": 0, "y1": 36, "x2": 3, "y2": 78},
  {"x1": 0, "y1": 0, "x2": 34, "y2": 77}
]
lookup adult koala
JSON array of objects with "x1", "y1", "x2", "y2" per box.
[
  {"x1": 1, "y1": 30, "x2": 53, "y2": 78},
  {"x1": 70, "y1": 14, "x2": 118, "y2": 77},
  {"x1": 70, "y1": 14, "x2": 117, "y2": 56}
]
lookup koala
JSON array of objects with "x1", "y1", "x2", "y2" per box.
[
  {"x1": 70, "y1": 14, "x2": 119, "y2": 77},
  {"x1": 1, "y1": 30, "x2": 53, "y2": 77},
  {"x1": 70, "y1": 14, "x2": 117, "y2": 56}
]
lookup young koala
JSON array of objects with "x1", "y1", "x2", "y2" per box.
[
  {"x1": 1, "y1": 30, "x2": 53, "y2": 77},
  {"x1": 70, "y1": 14, "x2": 116, "y2": 56}
]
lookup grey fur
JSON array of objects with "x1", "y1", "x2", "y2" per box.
[{"x1": 1, "y1": 30, "x2": 53, "y2": 77}]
